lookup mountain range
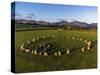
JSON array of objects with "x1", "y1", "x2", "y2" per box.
[{"x1": 15, "y1": 19, "x2": 97, "y2": 28}]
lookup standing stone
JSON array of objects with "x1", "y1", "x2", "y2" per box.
[
  {"x1": 58, "y1": 51, "x2": 61, "y2": 56},
  {"x1": 80, "y1": 38, "x2": 82, "y2": 41},
  {"x1": 31, "y1": 50, "x2": 34, "y2": 53},
  {"x1": 33, "y1": 38, "x2": 35, "y2": 42},
  {"x1": 87, "y1": 46, "x2": 90, "y2": 50},
  {"x1": 34, "y1": 50, "x2": 37, "y2": 55},
  {"x1": 25, "y1": 49, "x2": 30, "y2": 53},
  {"x1": 81, "y1": 48, "x2": 85, "y2": 52},
  {"x1": 66, "y1": 49, "x2": 70, "y2": 54},
  {"x1": 54, "y1": 52, "x2": 57, "y2": 56},
  {"x1": 44, "y1": 52, "x2": 48, "y2": 56},
  {"x1": 87, "y1": 41, "x2": 91, "y2": 50},
  {"x1": 39, "y1": 52, "x2": 42, "y2": 55},
  {"x1": 20, "y1": 44, "x2": 24, "y2": 51},
  {"x1": 27, "y1": 40, "x2": 30, "y2": 44},
  {"x1": 47, "y1": 45, "x2": 50, "y2": 48}
]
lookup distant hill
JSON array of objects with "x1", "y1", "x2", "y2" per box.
[
  {"x1": 14, "y1": 19, "x2": 97, "y2": 29},
  {"x1": 69, "y1": 21, "x2": 97, "y2": 28}
]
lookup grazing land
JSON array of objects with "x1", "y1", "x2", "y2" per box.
[{"x1": 15, "y1": 26, "x2": 97, "y2": 73}]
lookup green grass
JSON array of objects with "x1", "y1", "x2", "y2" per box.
[
  {"x1": 15, "y1": 29, "x2": 97, "y2": 73},
  {"x1": 15, "y1": 24, "x2": 56, "y2": 31},
  {"x1": 15, "y1": 24, "x2": 32, "y2": 28}
]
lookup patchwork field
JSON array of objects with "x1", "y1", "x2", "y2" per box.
[{"x1": 15, "y1": 29, "x2": 97, "y2": 73}]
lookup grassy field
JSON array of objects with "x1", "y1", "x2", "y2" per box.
[
  {"x1": 15, "y1": 29, "x2": 97, "y2": 73},
  {"x1": 15, "y1": 24, "x2": 57, "y2": 31}
]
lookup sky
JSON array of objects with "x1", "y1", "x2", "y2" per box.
[{"x1": 14, "y1": 2, "x2": 97, "y2": 24}]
